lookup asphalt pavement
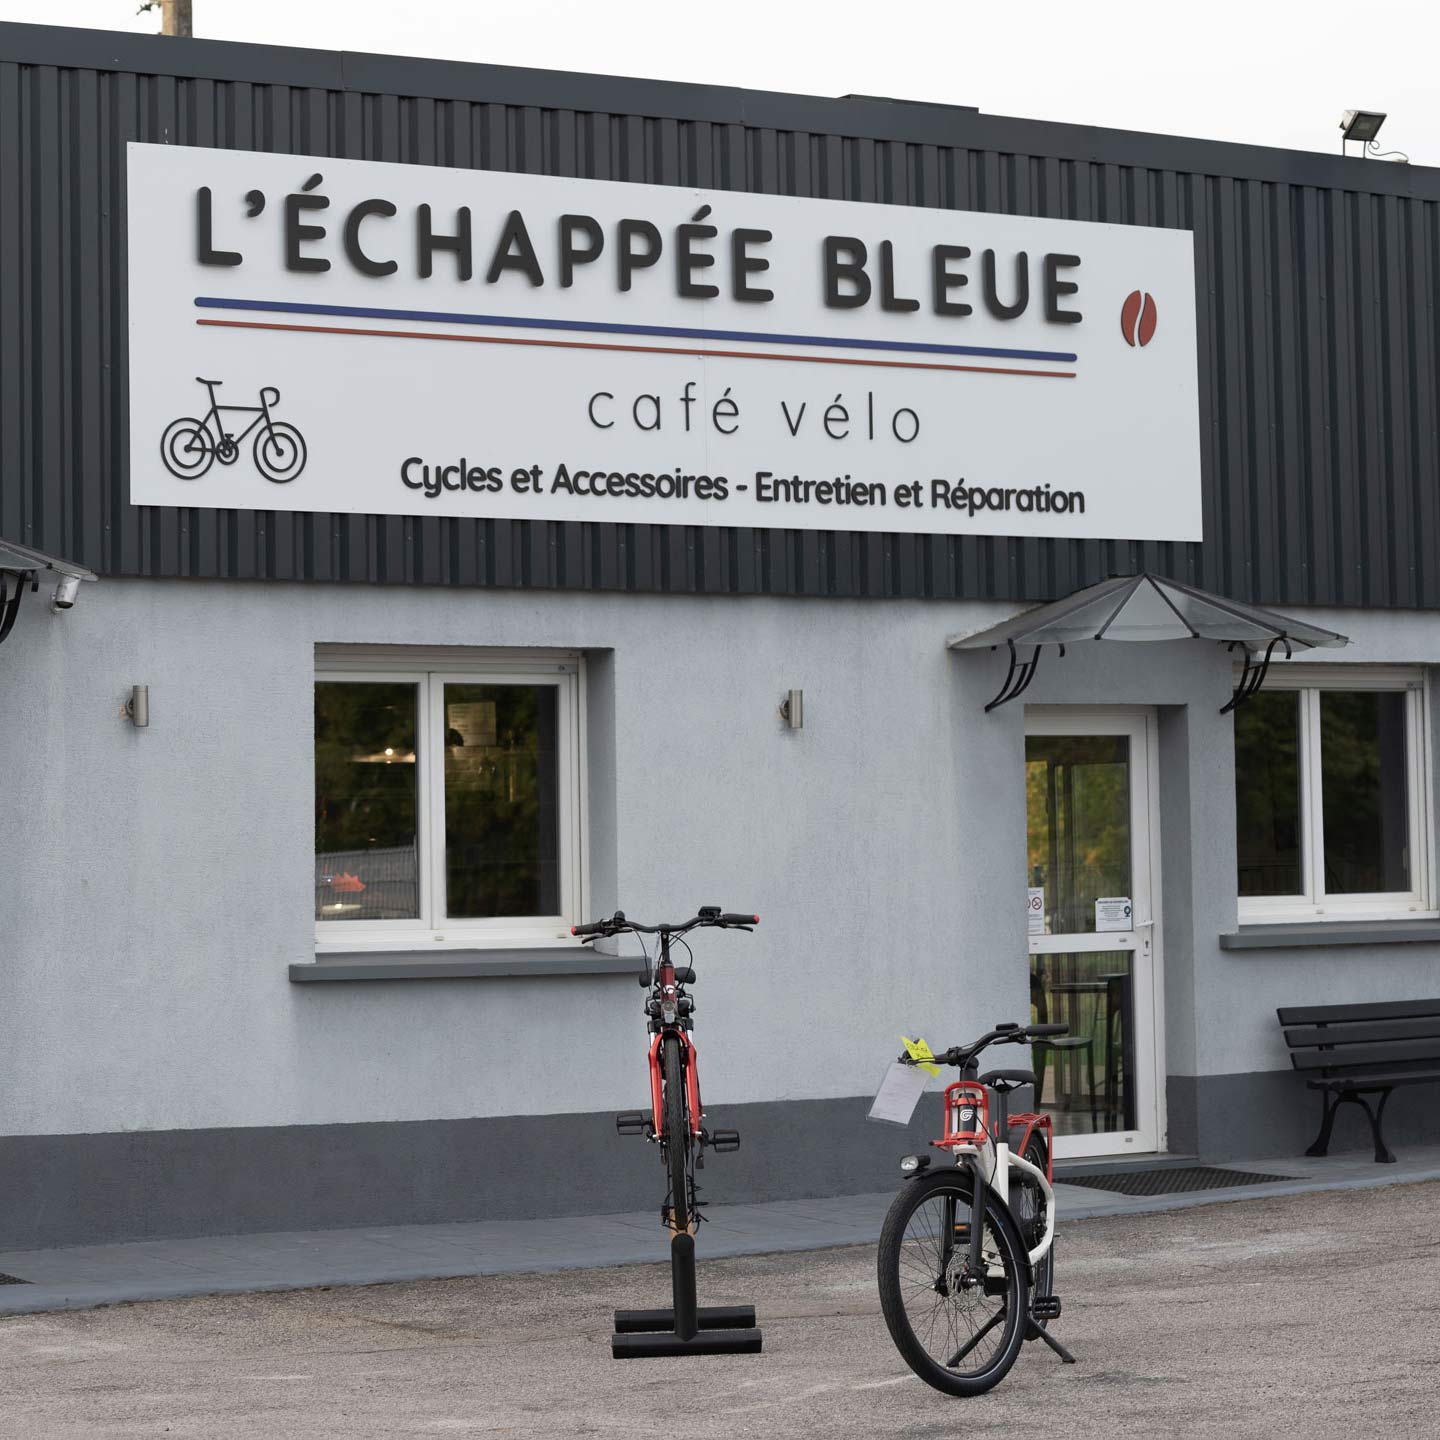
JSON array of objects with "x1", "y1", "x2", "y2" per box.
[
  {"x1": 0, "y1": 1179, "x2": 1435, "y2": 1438},
  {"x1": 1, "y1": 1143, "x2": 1434, "y2": 1316}
]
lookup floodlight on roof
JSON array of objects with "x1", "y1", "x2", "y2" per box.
[
  {"x1": 1340, "y1": 109, "x2": 1387, "y2": 144},
  {"x1": 1340, "y1": 109, "x2": 1408, "y2": 163}
]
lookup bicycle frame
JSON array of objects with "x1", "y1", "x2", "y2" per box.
[
  {"x1": 199, "y1": 382, "x2": 280, "y2": 446},
  {"x1": 938, "y1": 1085, "x2": 1057, "y2": 1273}
]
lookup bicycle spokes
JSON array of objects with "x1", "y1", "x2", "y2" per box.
[{"x1": 909, "y1": 1202, "x2": 1008, "y2": 1369}]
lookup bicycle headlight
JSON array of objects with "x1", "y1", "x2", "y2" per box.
[
  {"x1": 899, "y1": 1154, "x2": 930, "y2": 1175},
  {"x1": 661, "y1": 1000, "x2": 678, "y2": 1024}
]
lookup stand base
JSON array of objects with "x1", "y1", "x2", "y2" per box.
[
  {"x1": 612, "y1": 1319, "x2": 764, "y2": 1358},
  {"x1": 610, "y1": 1233, "x2": 763, "y2": 1359},
  {"x1": 614, "y1": 1304, "x2": 757, "y2": 1333}
]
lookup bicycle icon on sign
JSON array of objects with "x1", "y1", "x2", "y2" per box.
[{"x1": 160, "y1": 378, "x2": 308, "y2": 484}]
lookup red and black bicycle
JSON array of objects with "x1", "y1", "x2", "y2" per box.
[{"x1": 573, "y1": 907, "x2": 757, "y2": 1233}]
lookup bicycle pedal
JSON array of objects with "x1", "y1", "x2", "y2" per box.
[
  {"x1": 1031, "y1": 1295, "x2": 1062, "y2": 1320},
  {"x1": 709, "y1": 1128, "x2": 741, "y2": 1153},
  {"x1": 615, "y1": 1111, "x2": 649, "y2": 1136}
]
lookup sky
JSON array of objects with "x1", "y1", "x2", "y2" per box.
[{"x1": 2, "y1": 0, "x2": 1436, "y2": 168}]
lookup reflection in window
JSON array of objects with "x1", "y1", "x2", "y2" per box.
[
  {"x1": 1030, "y1": 951, "x2": 1136, "y2": 1136},
  {"x1": 314, "y1": 682, "x2": 420, "y2": 921},
  {"x1": 1234, "y1": 690, "x2": 1302, "y2": 896},
  {"x1": 444, "y1": 685, "x2": 560, "y2": 918},
  {"x1": 1026, "y1": 735, "x2": 1131, "y2": 935},
  {"x1": 1321, "y1": 691, "x2": 1409, "y2": 894}
]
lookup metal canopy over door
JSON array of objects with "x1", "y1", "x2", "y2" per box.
[{"x1": 1025, "y1": 708, "x2": 1164, "y2": 1159}]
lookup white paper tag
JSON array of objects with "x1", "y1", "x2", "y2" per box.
[
  {"x1": 867, "y1": 1061, "x2": 929, "y2": 1127},
  {"x1": 1096, "y1": 896, "x2": 1133, "y2": 931}
]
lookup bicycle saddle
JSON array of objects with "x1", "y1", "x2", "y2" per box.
[
  {"x1": 979, "y1": 1069, "x2": 1036, "y2": 1092},
  {"x1": 195, "y1": 376, "x2": 221, "y2": 386}
]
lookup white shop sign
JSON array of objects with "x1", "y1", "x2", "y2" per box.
[{"x1": 126, "y1": 143, "x2": 1202, "y2": 540}]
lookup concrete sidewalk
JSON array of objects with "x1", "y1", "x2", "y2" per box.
[{"x1": 0, "y1": 1143, "x2": 1435, "y2": 1317}]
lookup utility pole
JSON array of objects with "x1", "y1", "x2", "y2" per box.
[{"x1": 138, "y1": 2, "x2": 193, "y2": 37}]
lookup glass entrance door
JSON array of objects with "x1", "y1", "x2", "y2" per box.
[{"x1": 1025, "y1": 710, "x2": 1161, "y2": 1159}]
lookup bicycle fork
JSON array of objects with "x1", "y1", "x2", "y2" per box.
[{"x1": 937, "y1": 1155, "x2": 990, "y2": 1286}]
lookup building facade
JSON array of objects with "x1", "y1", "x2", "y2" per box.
[{"x1": 2, "y1": 21, "x2": 1439, "y2": 1248}]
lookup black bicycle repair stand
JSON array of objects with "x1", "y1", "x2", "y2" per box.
[{"x1": 611, "y1": 1232, "x2": 763, "y2": 1358}]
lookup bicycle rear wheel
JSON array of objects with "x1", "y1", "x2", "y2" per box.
[
  {"x1": 877, "y1": 1167, "x2": 1028, "y2": 1396},
  {"x1": 1015, "y1": 1131, "x2": 1054, "y2": 1325},
  {"x1": 160, "y1": 418, "x2": 215, "y2": 479},
  {"x1": 660, "y1": 1035, "x2": 692, "y2": 1233}
]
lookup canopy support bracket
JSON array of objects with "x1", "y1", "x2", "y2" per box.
[
  {"x1": 985, "y1": 640, "x2": 1064, "y2": 712},
  {"x1": 0, "y1": 570, "x2": 32, "y2": 650},
  {"x1": 1220, "y1": 636, "x2": 1290, "y2": 715}
]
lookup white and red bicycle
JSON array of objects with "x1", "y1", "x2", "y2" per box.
[{"x1": 877, "y1": 1020, "x2": 1076, "y2": 1396}]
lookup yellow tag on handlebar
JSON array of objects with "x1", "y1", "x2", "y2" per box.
[{"x1": 901, "y1": 1036, "x2": 940, "y2": 1078}]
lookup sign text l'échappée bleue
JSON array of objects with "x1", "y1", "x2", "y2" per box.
[{"x1": 127, "y1": 143, "x2": 1202, "y2": 540}]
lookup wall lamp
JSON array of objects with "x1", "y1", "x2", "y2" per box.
[
  {"x1": 779, "y1": 689, "x2": 803, "y2": 730},
  {"x1": 51, "y1": 574, "x2": 82, "y2": 612},
  {"x1": 125, "y1": 685, "x2": 150, "y2": 728}
]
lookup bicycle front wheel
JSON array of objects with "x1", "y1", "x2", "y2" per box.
[
  {"x1": 660, "y1": 1035, "x2": 692, "y2": 1233},
  {"x1": 877, "y1": 1167, "x2": 1029, "y2": 1397},
  {"x1": 254, "y1": 421, "x2": 307, "y2": 482}
]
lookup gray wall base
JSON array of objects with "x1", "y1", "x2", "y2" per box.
[
  {"x1": 0, "y1": 1095, "x2": 945, "y2": 1251},
  {"x1": 9, "y1": 1072, "x2": 1436, "y2": 1250},
  {"x1": 1168, "y1": 1071, "x2": 1440, "y2": 1161}
]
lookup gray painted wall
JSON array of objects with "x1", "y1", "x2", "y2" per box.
[
  {"x1": 1, "y1": 579, "x2": 1035, "y2": 1137},
  {"x1": 4, "y1": 579, "x2": 1440, "y2": 1240}
]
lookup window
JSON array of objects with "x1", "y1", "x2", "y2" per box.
[
  {"x1": 1234, "y1": 667, "x2": 1432, "y2": 922},
  {"x1": 314, "y1": 649, "x2": 584, "y2": 949}
]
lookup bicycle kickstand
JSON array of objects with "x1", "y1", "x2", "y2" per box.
[{"x1": 1028, "y1": 1320, "x2": 1077, "y2": 1364}]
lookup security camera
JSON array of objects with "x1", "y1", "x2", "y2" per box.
[{"x1": 51, "y1": 574, "x2": 81, "y2": 611}]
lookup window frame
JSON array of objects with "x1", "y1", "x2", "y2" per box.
[
  {"x1": 314, "y1": 647, "x2": 586, "y2": 953},
  {"x1": 1235, "y1": 665, "x2": 1434, "y2": 925}
]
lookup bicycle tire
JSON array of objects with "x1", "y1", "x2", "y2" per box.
[
  {"x1": 877, "y1": 1167, "x2": 1029, "y2": 1397},
  {"x1": 661, "y1": 1035, "x2": 691, "y2": 1233},
  {"x1": 253, "y1": 421, "x2": 307, "y2": 483},
  {"x1": 160, "y1": 417, "x2": 215, "y2": 480}
]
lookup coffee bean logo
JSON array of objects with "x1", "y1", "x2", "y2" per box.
[{"x1": 1121, "y1": 289, "x2": 1158, "y2": 347}]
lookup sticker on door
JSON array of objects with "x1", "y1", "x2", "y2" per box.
[{"x1": 1095, "y1": 897, "x2": 1133, "y2": 932}]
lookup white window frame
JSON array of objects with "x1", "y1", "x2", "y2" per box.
[
  {"x1": 314, "y1": 646, "x2": 586, "y2": 952},
  {"x1": 1236, "y1": 665, "x2": 1434, "y2": 924}
]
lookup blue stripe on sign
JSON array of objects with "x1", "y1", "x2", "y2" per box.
[{"x1": 193, "y1": 296, "x2": 1079, "y2": 364}]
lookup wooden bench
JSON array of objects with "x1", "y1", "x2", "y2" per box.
[{"x1": 1277, "y1": 999, "x2": 1440, "y2": 1163}]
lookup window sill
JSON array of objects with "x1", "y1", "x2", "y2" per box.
[
  {"x1": 1219, "y1": 920, "x2": 1440, "y2": 951},
  {"x1": 290, "y1": 948, "x2": 639, "y2": 982}
]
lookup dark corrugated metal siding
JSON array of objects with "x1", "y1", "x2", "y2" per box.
[{"x1": 2, "y1": 22, "x2": 1439, "y2": 607}]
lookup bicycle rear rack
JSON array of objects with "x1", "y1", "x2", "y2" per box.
[{"x1": 611, "y1": 1233, "x2": 763, "y2": 1359}]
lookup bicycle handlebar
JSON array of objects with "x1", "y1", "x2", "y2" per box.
[
  {"x1": 903, "y1": 1021, "x2": 1069, "y2": 1069},
  {"x1": 571, "y1": 908, "x2": 759, "y2": 941}
]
